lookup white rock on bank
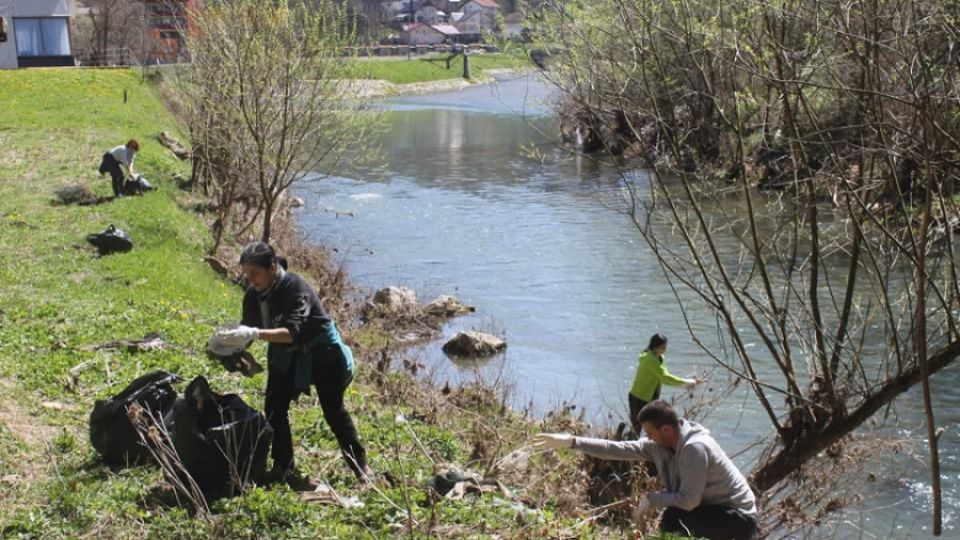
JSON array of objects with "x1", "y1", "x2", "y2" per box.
[{"x1": 370, "y1": 286, "x2": 417, "y2": 312}]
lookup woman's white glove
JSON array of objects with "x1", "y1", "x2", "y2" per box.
[
  {"x1": 217, "y1": 325, "x2": 259, "y2": 347},
  {"x1": 533, "y1": 433, "x2": 575, "y2": 450}
]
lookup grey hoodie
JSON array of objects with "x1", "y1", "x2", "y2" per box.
[{"x1": 572, "y1": 419, "x2": 757, "y2": 516}]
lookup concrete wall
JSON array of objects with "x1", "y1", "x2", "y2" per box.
[
  {"x1": 0, "y1": 0, "x2": 73, "y2": 69},
  {"x1": 0, "y1": 15, "x2": 16, "y2": 69}
]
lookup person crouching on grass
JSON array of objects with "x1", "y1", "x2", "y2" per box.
[
  {"x1": 535, "y1": 400, "x2": 758, "y2": 540},
  {"x1": 98, "y1": 139, "x2": 139, "y2": 198},
  {"x1": 215, "y1": 241, "x2": 373, "y2": 488}
]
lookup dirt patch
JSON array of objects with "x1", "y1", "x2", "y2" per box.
[{"x1": 0, "y1": 379, "x2": 59, "y2": 481}]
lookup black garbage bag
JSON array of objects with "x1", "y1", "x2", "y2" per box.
[
  {"x1": 171, "y1": 376, "x2": 273, "y2": 496},
  {"x1": 123, "y1": 174, "x2": 156, "y2": 196},
  {"x1": 89, "y1": 370, "x2": 181, "y2": 466},
  {"x1": 86, "y1": 224, "x2": 133, "y2": 255}
]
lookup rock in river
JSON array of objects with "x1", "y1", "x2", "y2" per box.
[{"x1": 442, "y1": 331, "x2": 506, "y2": 359}]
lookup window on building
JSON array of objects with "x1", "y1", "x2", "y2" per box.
[{"x1": 14, "y1": 17, "x2": 70, "y2": 57}]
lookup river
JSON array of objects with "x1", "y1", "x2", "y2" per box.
[{"x1": 294, "y1": 72, "x2": 958, "y2": 538}]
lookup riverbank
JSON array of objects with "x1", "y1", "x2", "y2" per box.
[
  {"x1": 341, "y1": 52, "x2": 536, "y2": 97},
  {"x1": 339, "y1": 68, "x2": 537, "y2": 98},
  {"x1": 347, "y1": 51, "x2": 531, "y2": 85},
  {"x1": 0, "y1": 68, "x2": 686, "y2": 539}
]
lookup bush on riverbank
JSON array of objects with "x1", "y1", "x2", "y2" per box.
[
  {"x1": 0, "y1": 68, "x2": 695, "y2": 539},
  {"x1": 538, "y1": 0, "x2": 960, "y2": 206}
]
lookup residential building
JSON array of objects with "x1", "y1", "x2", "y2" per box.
[
  {"x1": 0, "y1": 0, "x2": 75, "y2": 69},
  {"x1": 399, "y1": 22, "x2": 459, "y2": 45},
  {"x1": 383, "y1": 0, "x2": 408, "y2": 17},
  {"x1": 413, "y1": 1, "x2": 443, "y2": 24},
  {"x1": 141, "y1": 0, "x2": 201, "y2": 64},
  {"x1": 459, "y1": 0, "x2": 499, "y2": 31},
  {"x1": 451, "y1": 10, "x2": 482, "y2": 42}
]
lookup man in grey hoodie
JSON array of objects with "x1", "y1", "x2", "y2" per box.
[{"x1": 535, "y1": 400, "x2": 757, "y2": 540}]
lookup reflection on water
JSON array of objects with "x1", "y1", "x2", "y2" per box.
[{"x1": 295, "y1": 72, "x2": 958, "y2": 538}]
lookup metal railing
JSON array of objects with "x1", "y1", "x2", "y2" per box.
[
  {"x1": 74, "y1": 47, "x2": 136, "y2": 67},
  {"x1": 343, "y1": 43, "x2": 498, "y2": 57}
]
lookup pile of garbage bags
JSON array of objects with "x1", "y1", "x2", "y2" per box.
[
  {"x1": 89, "y1": 371, "x2": 272, "y2": 497},
  {"x1": 89, "y1": 370, "x2": 180, "y2": 466}
]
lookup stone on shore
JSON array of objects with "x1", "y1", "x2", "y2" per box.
[
  {"x1": 369, "y1": 286, "x2": 417, "y2": 313},
  {"x1": 442, "y1": 331, "x2": 506, "y2": 359},
  {"x1": 424, "y1": 295, "x2": 476, "y2": 317}
]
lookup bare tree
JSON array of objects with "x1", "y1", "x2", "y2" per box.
[
  {"x1": 76, "y1": 0, "x2": 147, "y2": 64},
  {"x1": 178, "y1": 0, "x2": 378, "y2": 245},
  {"x1": 536, "y1": 0, "x2": 960, "y2": 534}
]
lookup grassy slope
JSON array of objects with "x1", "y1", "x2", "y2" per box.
[
  {"x1": 0, "y1": 68, "x2": 688, "y2": 540},
  {"x1": 348, "y1": 51, "x2": 530, "y2": 84},
  {"x1": 0, "y1": 68, "x2": 541, "y2": 540}
]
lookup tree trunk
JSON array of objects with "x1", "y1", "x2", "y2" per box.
[
  {"x1": 750, "y1": 340, "x2": 960, "y2": 493},
  {"x1": 260, "y1": 199, "x2": 274, "y2": 244},
  {"x1": 917, "y1": 156, "x2": 942, "y2": 535}
]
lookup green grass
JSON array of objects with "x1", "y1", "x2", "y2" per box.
[{"x1": 348, "y1": 51, "x2": 531, "y2": 84}]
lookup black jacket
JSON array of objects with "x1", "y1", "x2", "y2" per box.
[{"x1": 241, "y1": 271, "x2": 332, "y2": 347}]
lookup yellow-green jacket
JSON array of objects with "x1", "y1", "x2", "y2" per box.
[{"x1": 629, "y1": 350, "x2": 689, "y2": 401}]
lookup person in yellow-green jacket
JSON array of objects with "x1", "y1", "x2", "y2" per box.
[{"x1": 628, "y1": 333, "x2": 701, "y2": 433}]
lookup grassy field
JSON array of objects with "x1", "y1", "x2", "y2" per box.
[
  {"x1": 347, "y1": 51, "x2": 531, "y2": 84},
  {"x1": 0, "y1": 68, "x2": 691, "y2": 540}
]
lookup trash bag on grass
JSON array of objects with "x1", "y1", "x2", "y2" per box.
[
  {"x1": 123, "y1": 174, "x2": 156, "y2": 196},
  {"x1": 86, "y1": 224, "x2": 133, "y2": 255},
  {"x1": 89, "y1": 370, "x2": 181, "y2": 466},
  {"x1": 171, "y1": 376, "x2": 273, "y2": 495}
]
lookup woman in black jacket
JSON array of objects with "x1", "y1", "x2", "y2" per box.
[{"x1": 218, "y1": 242, "x2": 371, "y2": 485}]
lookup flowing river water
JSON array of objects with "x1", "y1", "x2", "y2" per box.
[{"x1": 294, "y1": 72, "x2": 959, "y2": 538}]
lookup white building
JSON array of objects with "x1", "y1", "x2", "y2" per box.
[
  {"x1": 400, "y1": 22, "x2": 459, "y2": 45},
  {"x1": 0, "y1": 0, "x2": 75, "y2": 69}
]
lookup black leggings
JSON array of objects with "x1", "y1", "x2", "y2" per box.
[
  {"x1": 98, "y1": 153, "x2": 125, "y2": 197},
  {"x1": 264, "y1": 345, "x2": 366, "y2": 476},
  {"x1": 660, "y1": 505, "x2": 758, "y2": 540},
  {"x1": 628, "y1": 388, "x2": 660, "y2": 433}
]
